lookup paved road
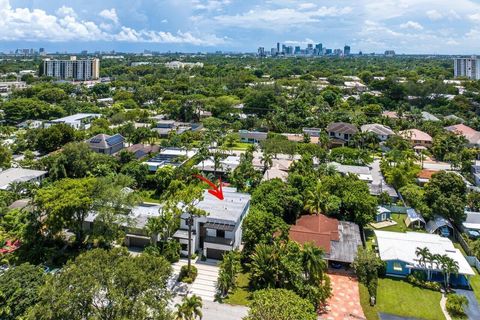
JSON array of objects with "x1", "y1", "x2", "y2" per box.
[{"x1": 455, "y1": 289, "x2": 480, "y2": 320}]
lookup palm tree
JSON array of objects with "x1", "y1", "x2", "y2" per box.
[
  {"x1": 301, "y1": 242, "x2": 327, "y2": 284},
  {"x1": 145, "y1": 216, "x2": 162, "y2": 247},
  {"x1": 216, "y1": 250, "x2": 241, "y2": 297},
  {"x1": 175, "y1": 295, "x2": 203, "y2": 320},
  {"x1": 439, "y1": 255, "x2": 459, "y2": 290},
  {"x1": 304, "y1": 181, "x2": 339, "y2": 216},
  {"x1": 260, "y1": 152, "x2": 273, "y2": 173},
  {"x1": 415, "y1": 247, "x2": 430, "y2": 267}
]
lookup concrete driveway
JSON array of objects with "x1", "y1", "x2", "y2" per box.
[
  {"x1": 455, "y1": 289, "x2": 480, "y2": 319},
  {"x1": 170, "y1": 258, "x2": 220, "y2": 302}
]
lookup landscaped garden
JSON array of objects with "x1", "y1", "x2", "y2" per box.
[{"x1": 359, "y1": 277, "x2": 445, "y2": 320}]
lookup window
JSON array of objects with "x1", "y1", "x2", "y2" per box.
[
  {"x1": 180, "y1": 243, "x2": 188, "y2": 251},
  {"x1": 217, "y1": 230, "x2": 225, "y2": 238},
  {"x1": 393, "y1": 262, "x2": 402, "y2": 272}
]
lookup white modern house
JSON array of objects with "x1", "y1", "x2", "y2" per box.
[
  {"x1": 45, "y1": 113, "x2": 101, "y2": 130},
  {"x1": 173, "y1": 187, "x2": 251, "y2": 260},
  {"x1": 360, "y1": 123, "x2": 395, "y2": 142}
]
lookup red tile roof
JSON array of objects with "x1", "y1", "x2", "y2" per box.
[{"x1": 289, "y1": 214, "x2": 339, "y2": 254}]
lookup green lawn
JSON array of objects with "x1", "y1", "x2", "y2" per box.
[
  {"x1": 360, "y1": 278, "x2": 445, "y2": 320},
  {"x1": 138, "y1": 189, "x2": 161, "y2": 203},
  {"x1": 470, "y1": 270, "x2": 480, "y2": 305},
  {"x1": 222, "y1": 142, "x2": 251, "y2": 151},
  {"x1": 224, "y1": 272, "x2": 251, "y2": 306}
]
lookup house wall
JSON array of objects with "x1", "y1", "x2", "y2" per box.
[
  {"x1": 375, "y1": 211, "x2": 391, "y2": 222},
  {"x1": 385, "y1": 260, "x2": 410, "y2": 277}
]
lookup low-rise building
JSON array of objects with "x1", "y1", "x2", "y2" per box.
[
  {"x1": 375, "y1": 230, "x2": 474, "y2": 286},
  {"x1": 143, "y1": 147, "x2": 197, "y2": 172},
  {"x1": 0, "y1": 167, "x2": 47, "y2": 190},
  {"x1": 326, "y1": 122, "x2": 358, "y2": 146},
  {"x1": 361, "y1": 123, "x2": 395, "y2": 141},
  {"x1": 289, "y1": 214, "x2": 362, "y2": 263},
  {"x1": 239, "y1": 130, "x2": 268, "y2": 144},
  {"x1": 87, "y1": 133, "x2": 125, "y2": 155},
  {"x1": 173, "y1": 187, "x2": 251, "y2": 260},
  {"x1": 45, "y1": 113, "x2": 101, "y2": 130},
  {"x1": 445, "y1": 124, "x2": 480, "y2": 147},
  {"x1": 399, "y1": 129, "x2": 432, "y2": 148}
]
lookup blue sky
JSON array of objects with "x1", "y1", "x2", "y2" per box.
[{"x1": 1, "y1": 0, "x2": 480, "y2": 54}]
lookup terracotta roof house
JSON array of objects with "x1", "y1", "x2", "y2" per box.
[
  {"x1": 399, "y1": 129, "x2": 432, "y2": 148},
  {"x1": 327, "y1": 122, "x2": 358, "y2": 147},
  {"x1": 289, "y1": 214, "x2": 362, "y2": 263},
  {"x1": 445, "y1": 124, "x2": 480, "y2": 147}
]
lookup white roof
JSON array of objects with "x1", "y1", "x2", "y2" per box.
[
  {"x1": 375, "y1": 231, "x2": 474, "y2": 276},
  {"x1": 329, "y1": 162, "x2": 373, "y2": 182},
  {"x1": 361, "y1": 123, "x2": 395, "y2": 136},
  {"x1": 0, "y1": 168, "x2": 47, "y2": 190},
  {"x1": 463, "y1": 211, "x2": 480, "y2": 230},
  {"x1": 52, "y1": 113, "x2": 100, "y2": 123}
]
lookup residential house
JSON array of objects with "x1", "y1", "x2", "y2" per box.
[
  {"x1": 421, "y1": 111, "x2": 440, "y2": 122},
  {"x1": 87, "y1": 133, "x2": 125, "y2": 155},
  {"x1": 289, "y1": 214, "x2": 362, "y2": 263},
  {"x1": 375, "y1": 231, "x2": 474, "y2": 286},
  {"x1": 361, "y1": 123, "x2": 395, "y2": 141},
  {"x1": 399, "y1": 129, "x2": 432, "y2": 148},
  {"x1": 45, "y1": 113, "x2": 101, "y2": 130},
  {"x1": 125, "y1": 144, "x2": 160, "y2": 160},
  {"x1": 195, "y1": 155, "x2": 241, "y2": 175},
  {"x1": 173, "y1": 187, "x2": 251, "y2": 260},
  {"x1": 152, "y1": 120, "x2": 202, "y2": 138},
  {"x1": 445, "y1": 124, "x2": 480, "y2": 147},
  {"x1": 302, "y1": 128, "x2": 322, "y2": 137},
  {"x1": 326, "y1": 122, "x2": 358, "y2": 147},
  {"x1": 84, "y1": 203, "x2": 163, "y2": 248},
  {"x1": 239, "y1": 130, "x2": 268, "y2": 143},
  {"x1": 405, "y1": 208, "x2": 426, "y2": 229},
  {"x1": 0, "y1": 168, "x2": 47, "y2": 190},
  {"x1": 143, "y1": 147, "x2": 197, "y2": 172}
]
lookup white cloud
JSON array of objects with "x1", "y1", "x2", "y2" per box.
[
  {"x1": 426, "y1": 9, "x2": 443, "y2": 20},
  {"x1": 192, "y1": 0, "x2": 231, "y2": 12},
  {"x1": 99, "y1": 8, "x2": 119, "y2": 24},
  {"x1": 212, "y1": 6, "x2": 352, "y2": 29},
  {"x1": 161, "y1": 19, "x2": 168, "y2": 23},
  {"x1": 468, "y1": 13, "x2": 480, "y2": 23},
  {"x1": 400, "y1": 21, "x2": 424, "y2": 30},
  {"x1": 298, "y1": 3, "x2": 317, "y2": 10},
  {"x1": 0, "y1": 0, "x2": 223, "y2": 45}
]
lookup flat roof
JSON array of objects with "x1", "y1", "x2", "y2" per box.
[
  {"x1": 183, "y1": 187, "x2": 251, "y2": 224},
  {"x1": 0, "y1": 168, "x2": 47, "y2": 190},
  {"x1": 52, "y1": 113, "x2": 101, "y2": 122}
]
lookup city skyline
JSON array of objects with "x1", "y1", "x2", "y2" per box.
[{"x1": 1, "y1": 0, "x2": 480, "y2": 54}]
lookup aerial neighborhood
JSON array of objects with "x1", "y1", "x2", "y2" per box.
[{"x1": 2, "y1": 47, "x2": 480, "y2": 320}]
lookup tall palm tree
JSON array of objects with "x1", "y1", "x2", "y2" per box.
[
  {"x1": 175, "y1": 295, "x2": 203, "y2": 320},
  {"x1": 301, "y1": 242, "x2": 327, "y2": 284},
  {"x1": 439, "y1": 255, "x2": 459, "y2": 290},
  {"x1": 304, "y1": 181, "x2": 339, "y2": 216},
  {"x1": 415, "y1": 247, "x2": 430, "y2": 267},
  {"x1": 260, "y1": 152, "x2": 273, "y2": 173},
  {"x1": 145, "y1": 216, "x2": 162, "y2": 247}
]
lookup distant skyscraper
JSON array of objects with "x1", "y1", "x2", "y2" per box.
[
  {"x1": 315, "y1": 43, "x2": 323, "y2": 55},
  {"x1": 384, "y1": 50, "x2": 396, "y2": 57},
  {"x1": 344, "y1": 45, "x2": 351, "y2": 56},
  {"x1": 277, "y1": 42, "x2": 280, "y2": 53},
  {"x1": 294, "y1": 46, "x2": 301, "y2": 54},
  {"x1": 257, "y1": 47, "x2": 266, "y2": 57},
  {"x1": 454, "y1": 56, "x2": 480, "y2": 80},
  {"x1": 41, "y1": 56, "x2": 100, "y2": 80}
]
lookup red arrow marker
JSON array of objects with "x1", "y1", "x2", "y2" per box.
[{"x1": 193, "y1": 175, "x2": 224, "y2": 200}]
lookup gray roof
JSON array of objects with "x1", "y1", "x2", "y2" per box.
[
  {"x1": 406, "y1": 208, "x2": 425, "y2": 223},
  {"x1": 361, "y1": 123, "x2": 395, "y2": 136},
  {"x1": 329, "y1": 221, "x2": 362, "y2": 263},
  {"x1": 426, "y1": 215, "x2": 453, "y2": 233},
  {"x1": 184, "y1": 187, "x2": 251, "y2": 224},
  {"x1": 85, "y1": 203, "x2": 163, "y2": 230},
  {"x1": 421, "y1": 111, "x2": 440, "y2": 122},
  {"x1": 327, "y1": 122, "x2": 358, "y2": 135},
  {"x1": 52, "y1": 113, "x2": 100, "y2": 123},
  {"x1": 0, "y1": 168, "x2": 47, "y2": 190},
  {"x1": 88, "y1": 133, "x2": 124, "y2": 149}
]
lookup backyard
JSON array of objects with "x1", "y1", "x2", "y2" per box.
[{"x1": 359, "y1": 277, "x2": 445, "y2": 320}]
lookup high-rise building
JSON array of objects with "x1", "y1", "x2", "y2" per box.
[
  {"x1": 454, "y1": 57, "x2": 480, "y2": 80},
  {"x1": 344, "y1": 45, "x2": 351, "y2": 56},
  {"x1": 277, "y1": 42, "x2": 280, "y2": 54},
  {"x1": 315, "y1": 43, "x2": 323, "y2": 55},
  {"x1": 257, "y1": 47, "x2": 266, "y2": 57},
  {"x1": 294, "y1": 46, "x2": 301, "y2": 55},
  {"x1": 384, "y1": 50, "x2": 396, "y2": 57},
  {"x1": 41, "y1": 56, "x2": 100, "y2": 80}
]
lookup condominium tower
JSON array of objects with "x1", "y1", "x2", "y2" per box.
[
  {"x1": 41, "y1": 56, "x2": 100, "y2": 80},
  {"x1": 454, "y1": 56, "x2": 480, "y2": 80}
]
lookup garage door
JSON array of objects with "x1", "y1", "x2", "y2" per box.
[
  {"x1": 207, "y1": 248, "x2": 226, "y2": 260},
  {"x1": 128, "y1": 237, "x2": 150, "y2": 248}
]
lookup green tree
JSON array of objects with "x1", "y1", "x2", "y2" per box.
[
  {"x1": 0, "y1": 143, "x2": 11, "y2": 169},
  {"x1": 175, "y1": 295, "x2": 203, "y2": 320},
  {"x1": 352, "y1": 248, "x2": 384, "y2": 298},
  {"x1": 217, "y1": 250, "x2": 242, "y2": 297},
  {"x1": 438, "y1": 255, "x2": 459, "y2": 290},
  {"x1": 245, "y1": 289, "x2": 317, "y2": 320},
  {"x1": 304, "y1": 181, "x2": 341, "y2": 216},
  {"x1": 27, "y1": 123, "x2": 76, "y2": 154},
  {"x1": 26, "y1": 248, "x2": 173, "y2": 320},
  {"x1": 424, "y1": 171, "x2": 467, "y2": 223},
  {"x1": 0, "y1": 263, "x2": 45, "y2": 320}
]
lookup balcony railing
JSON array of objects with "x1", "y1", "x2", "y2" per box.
[{"x1": 204, "y1": 236, "x2": 233, "y2": 246}]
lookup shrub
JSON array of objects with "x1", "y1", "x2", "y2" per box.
[
  {"x1": 446, "y1": 294, "x2": 468, "y2": 317},
  {"x1": 406, "y1": 274, "x2": 442, "y2": 291},
  {"x1": 178, "y1": 265, "x2": 198, "y2": 283},
  {"x1": 162, "y1": 240, "x2": 180, "y2": 263}
]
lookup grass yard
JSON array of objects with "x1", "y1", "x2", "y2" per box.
[
  {"x1": 223, "y1": 142, "x2": 251, "y2": 151},
  {"x1": 470, "y1": 270, "x2": 480, "y2": 305},
  {"x1": 359, "y1": 278, "x2": 445, "y2": 320},
  {"x1": 138, "y1": 189, "x2": 161, "y2": 203},
  {"x1": 224, "y1": 272, "x2": 251, "y2": 306}
]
